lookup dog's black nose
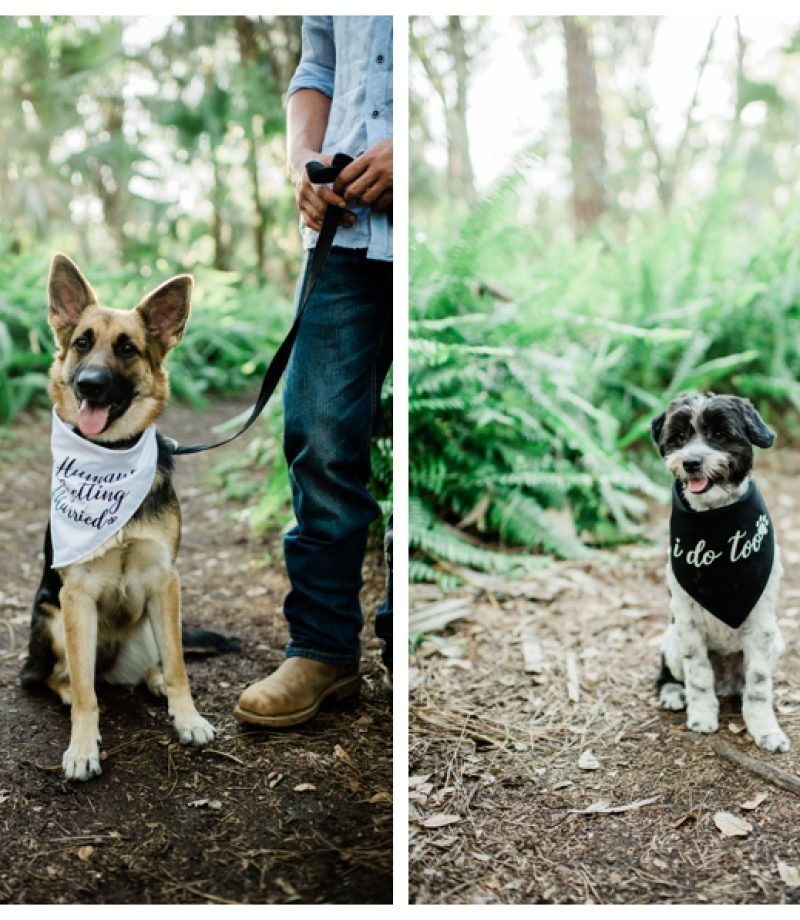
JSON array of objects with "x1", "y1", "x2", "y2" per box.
[
  {"x1": 75, "y1": 366, "x2": 113, "y2": 401},
  {"x1": 683, "y1": 455, "x2": 703, "y2": 473}
]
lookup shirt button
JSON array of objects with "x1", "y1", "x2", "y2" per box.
[
  {"x1": 376, "y1": 54, "x2": 384, "y2": 63},
  {"x1": 371, "y1": 109, "x2": 379, "y2": 118}
]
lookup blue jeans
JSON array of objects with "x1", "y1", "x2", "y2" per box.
[{"x1": 283, "y1": 247, "x2": 392, "y2": 667}]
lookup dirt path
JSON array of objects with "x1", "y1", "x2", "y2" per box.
[
  {"x1": 0, "y1": 396, "x2": 391, "y2": 904},
  {"x1": 410, "y1": 447, "x2": 800, "y2": 905}
]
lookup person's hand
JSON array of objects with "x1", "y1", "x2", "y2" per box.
[
  {"x1": 290, "y1": 148, "x2": 356, "y2": 233},
  {"x1": 337, "y1": 139, "x2": 393, "y2": 210}
]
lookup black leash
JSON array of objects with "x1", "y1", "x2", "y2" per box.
[{"x1": 167, "y1": 152, "x2": 354, "y2": 457}]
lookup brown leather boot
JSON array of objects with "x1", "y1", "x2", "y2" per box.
[{"x1": 233, "y1": 657, "x2": 361, "y2": 727}]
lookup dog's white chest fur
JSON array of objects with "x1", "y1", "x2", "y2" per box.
[{"x1": 58, "y1": 517, "x2": 175, "y2": 633}]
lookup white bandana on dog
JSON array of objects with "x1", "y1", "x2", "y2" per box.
[{"x1": 50, "y1": 408, "x2": 158, "y2": 567}]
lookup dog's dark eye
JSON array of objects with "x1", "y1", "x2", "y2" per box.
[
  {"x1": 670, "y1": 426, "x2": 690, "y2": 446},
  {"x1": 73, "y1": 335, "x2": 91, "y2": 355},
  {"x1": 117, "y1": 341, "x2": 138, "y2": 359}
]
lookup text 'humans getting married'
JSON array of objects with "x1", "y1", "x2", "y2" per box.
[
  {"x1": 49, "y1": 409, "x2": 158, "y2": 567},
  {"x1": 53, "y1": 455, "x2": 135, "y2": 531}
]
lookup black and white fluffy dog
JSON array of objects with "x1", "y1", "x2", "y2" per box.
[{"x1": 651, "y1": 392, "x2": 789, "y2": 753}]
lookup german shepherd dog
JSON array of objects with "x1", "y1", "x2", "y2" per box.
[{"x1": 21, "y1": 254, "x2": 219, "y2": 781}]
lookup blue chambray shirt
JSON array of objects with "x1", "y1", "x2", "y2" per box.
[{"x1": 287, "y1": 16, "x2": 393, "y2": 263}]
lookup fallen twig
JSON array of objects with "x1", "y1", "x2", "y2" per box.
[
  {"x1": 415, "y1": 707, "x2": 510, "y2": 749},
  {"x1": 410, "y1": 595, "x2": 475, "y2": 634},
  {"x1": 711, "y1": 737, "x2": 800, "y2": 796},
  {"x1": 50, "y1": 834, "x2": 121, "y2": 843},
  {"x1": 568, "y1": 794, "x2": 660, "y2": 815},
  {"x1": 202, "y1": 748, "x2": 246, "y2": 766}
]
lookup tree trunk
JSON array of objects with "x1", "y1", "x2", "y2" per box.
[
  {"x1": 92, "y1": 164, "x2": 127, "y2": 261},
  {"x1": 233, "y1": 15, "x2": 258, "y2": 62},
  {"x1": 562, "y1": 16, "x2": 607, "y2": 235},
  {"x1": 446, "y1": 17, "x2": 476, "y2": 207},
  {"x1": 247, "y1": 128, "x2": 266, "y2": 274},
  {"x1": 94, "y1": 99, "x2": 131, "y2": 260},
  {"x1": 234, "y1": 16, "x2": 267, "y2": 273},
  {"x1": 211, "y1": 156, "x2": 230, "y2": 271}
]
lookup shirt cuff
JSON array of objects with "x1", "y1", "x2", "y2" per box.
[{"x1": 287, "y1": 62, "x2": 334, "y2": 100}]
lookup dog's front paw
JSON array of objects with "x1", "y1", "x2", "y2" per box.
[
  {"x1": 146, "y1": 667, "x2": 167, "y2": 698},
  {"x1": 174, "y1": 714, "x2": 215, "y2": 746},
  {"x1": 754, "y1": 729, "x2": 790, "y2": 753},
  {"x1": 659, "y1": 683, "x2": 687, "y2": 711},
  {"x1": 687, "y1": 712, "x2": 718, "y2": 735},
  {"x1": 62, "y1": 742, "x2": 102, "y2": 781}
]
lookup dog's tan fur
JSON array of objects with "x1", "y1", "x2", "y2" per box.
[{"x1": 34, "y1": 253, "x2": 214, "y2": 781}]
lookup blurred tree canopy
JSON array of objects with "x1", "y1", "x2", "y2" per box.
[{"x1": 0, "y1": 15, "x2": 301, "y2": 283}]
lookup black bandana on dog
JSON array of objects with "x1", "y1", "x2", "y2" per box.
[{"x1": 670, "y1": 480, "x2": 774, "y2": 628}]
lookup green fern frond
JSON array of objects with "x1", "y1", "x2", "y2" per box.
[{"x1": 410, "y1": 498, "x2": 539, "y2": 576}]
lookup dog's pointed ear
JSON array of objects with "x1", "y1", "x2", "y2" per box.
[
  {"x1": 136, "y1": 275, "x2": 193, "y2": 353},
  {"x1": 48, "y1": 253, "x2": 97, "y2": 339},
  {"x1": 738, "y1": 397, "x2": 775, "y2": 449},
  {"x1": 650, "y1": 411, "x2": 666, "y2": 451}
]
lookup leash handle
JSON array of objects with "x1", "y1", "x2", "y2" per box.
[
  {"x1": 169, "y1": 153, "x2": 354, "y2": 457},
  {"x1": 306, "y1": 152, "x2": 353, "y2": 185}
]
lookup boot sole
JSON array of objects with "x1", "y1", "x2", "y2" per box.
[{"x1": 233, "y1": 672, "x2": 362, "y2": 728}]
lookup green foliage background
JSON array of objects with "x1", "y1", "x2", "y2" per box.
[{"x1": 410, "y1": 164, "x2": 800, "y2": 585}]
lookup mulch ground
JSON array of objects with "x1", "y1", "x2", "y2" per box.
[
  {"x1": 409, "y1": 446, "x2": 800, "y2": 905},
  {"x1": 0, "y1": 395, "x2": 392, "y2": 904}
]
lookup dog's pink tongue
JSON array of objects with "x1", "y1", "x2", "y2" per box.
[
  {"x1": 688, "y1": 477, "x2": 709, "y2": 494},
  {"x1": 77, "y1": 400, "x2": 109, "y2": 436}
]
